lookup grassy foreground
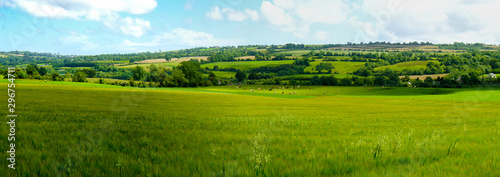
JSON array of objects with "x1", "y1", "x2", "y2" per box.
[{"x1": 0, "y1": 80, "x2": 499, "y2": 176}]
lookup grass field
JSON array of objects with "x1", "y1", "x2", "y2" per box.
[
  {"x1": 0, "y1": 79, "x2": 499, "y2": 176},
  {"x1": 374, "y1": 61, "x2": 434, "y2": 71},
  {"x1": 200, "y1": 60, "x2": 295, "y2": 71}
]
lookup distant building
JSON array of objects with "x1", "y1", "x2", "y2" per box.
[{"x1": 487, "y1": 73, "x2": 497, "y2": 79}]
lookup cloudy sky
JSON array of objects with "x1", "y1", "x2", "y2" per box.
[{"x1": 0, "y1": 0, "x2": 499, "y2": 55}]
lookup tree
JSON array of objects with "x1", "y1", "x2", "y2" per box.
[
  {"x1": 38, "y1": 67, "x2": 48, "y2": 76},
  {"x1": 340, "y1": 78, "x2": 352, "y2": 86},
  {"x1": 387, "y1": 73, "x2": 401, "y2": 86},
  {"x1": 149, "y1": 64, "x2": 160, "y2": 82},
  {"x1": 208, "y1": 72, "x2": 217, "y2": 85},
  {"x1": 235, "y1": 70, "x2": 247, "y2": 82},
  {"x1": 247, "y1": 72, "x2": 260, "y2": 80},
  {"x1": 374, "y1": 76, "x2": 387, "y2": 86},
  {"x1": 131, "y1": 66, "x2": 146, "y2": 81},
  {"x1": 80, "y1": 68, "x2": 96, "y2": 78},
  {"x1": 51, "y1": 72, "x2": 64, "y2": 81},
  {"x1": 172, "y1": 68, "x2": 188, "y2": 87},
  {"x1": 213, "y1": 65, "x2": 219, "y2": 71},
  {"x1": 72, "y1": 71, "x2": 87, "y2": 82},
  {"x1": 178, "y1": 61, "x2": 203, "y2": 86},
  {"x1": 315, "y1": 63, "x2": 334, "y2": 73},
  {"x1": 165, "y1": 54, "x2": 172, "y2": 62},
  {"x1": 26, "y1": 64, "x2": 39, "y2": 76}
]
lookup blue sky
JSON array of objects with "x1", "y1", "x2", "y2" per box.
[{"x1": 1, "y1": 0, "x2": 500, "y2": 55}]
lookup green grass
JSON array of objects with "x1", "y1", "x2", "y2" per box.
[
  {"x1": 200, "y1": 60, "x2": 295, "y2": 71},
  {"x1": 305, "y1": 60, "x2": 365, "y2": 74},
  {"x1": 374, "y1": 61, "x2": 435, "y2": 71},
  {"x1": 0, "y1": 80, "x2": 499, "y2": 176}
]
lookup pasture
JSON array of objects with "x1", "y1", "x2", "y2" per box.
[
  {"x1": 0, "y1": 79, "x2": 499, "y2": 176},
  {"x1": 305, "y1": 60, "x2": 366, "y2": 74},
  {"x1": 374, "y1": 61, "x2": 434, "y2": 72}
]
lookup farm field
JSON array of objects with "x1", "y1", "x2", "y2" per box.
[
  {"x1": 374, "y1": 61, "x2": 434, "y2": 72},
  {"x1": 0, "y1": 79, "x2": 498, "y2": 176}
]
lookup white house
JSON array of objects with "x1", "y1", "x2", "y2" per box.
[{"x1": 487, "y1": 73, "x2": 497, "y2": 79}]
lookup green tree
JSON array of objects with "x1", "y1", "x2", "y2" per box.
[
  {"x1": 26, "y1": 64, "x2": 39, "y2": 76},
  {"x1": 38, "y1": 67, "x2": 48, "y2": 76},
  {"x1": 235, "y1": 70, "x2": 247, "y2": 82},
  {"x1": 72, "y1": 71, "x2": 87, "y2": 82},
  {"x1": 374, "y1": 76, "x2": 387, "y2": 86},
  {"x1": 165, "y1": 54, "x2": 172, "y2": 62},
  {"x1": 315, "y1": 63, "x2": 334, "y2": 73},
  {"x1": 178, "y1": 61, "x2": 203, "y2": 86},
  {"x1": 172, "y1": 68, "x2": 188, "y2": 87},
  {"x1": 131, "y1": 66, "x2": 146, "y2": 81}
]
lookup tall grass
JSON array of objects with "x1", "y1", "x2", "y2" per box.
[{"x1": 0, "y1": 81, "x2": 498, "y2": 176}]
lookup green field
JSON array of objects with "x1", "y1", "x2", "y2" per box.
[
  {"x1": 305, "y1": 60, "x2": 365, "y2": 74},
  {"x1": 200, "y1": 60, "x2": 295, "y2": 71},
  {"x1": 1, "y1": 79, "x2": 499, "y2": 176},
  {"x1": 374, "y1": 61, "x2": 434, "y2": 71}
]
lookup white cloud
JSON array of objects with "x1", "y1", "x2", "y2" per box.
[
  {"x1": 315, "y1": 31, "x2": 330, "y2": 41},
  {"x1": 260, "y1": 0, "x2": 349, "y2": 38},
  {"x1": 206, "y1": 6, "x2": 224, "y2": 20},
  {"x1": 60, "y1": 32, "x2": 98, "y2": 50},
  {"x1": 121, "y1": 28, "x2": 241, "y2": 48},
  {"x1": 10, "y1": 0, "x2": 156, "y2": 37},
  {"x1": 224, "y1": 8, "x2": 248, "y2": 22},
  {"x1": 352, "y1": 0, "x2": 500, "y2": 43},
  {"x1": 206, "y1": 6, "x2": 259, "y2": 22},
  {"x1": 245, "y1": 9, "x2": 259, "y2": 21}
]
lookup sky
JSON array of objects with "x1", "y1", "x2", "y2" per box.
[{"x1": 0, "y1": 0, "x2": 500, "y2": 55}]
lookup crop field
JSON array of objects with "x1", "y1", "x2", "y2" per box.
[
  {"x1": 305, "y1": 60, "x2": 365, "y2": 74},
  {"x1": 1, "y1": 79, "x2": 499, "y2": 176},
  {"x1": 374, "y1": 61, "x2": 434, "y2": 72},
  {"x1": 200, "y1": 60, "x2": 295, "y2": 71}
]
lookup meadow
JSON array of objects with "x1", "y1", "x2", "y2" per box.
[
  {"x1": 0, "y1": 79, "x2": 499, "y2": 176},
  {"x1": 374, "y1": 61, "x2": 434, "y2": 72},
  {"x1": 305, "y1": 60, "x2": 366, "y2": 74}
]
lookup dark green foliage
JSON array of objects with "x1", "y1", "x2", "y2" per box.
[
  {"x1": 235, "y1": 70, "x2": 247, "y2": 82},
  {"x1": 131, "y1": 66, "x2": 146, "y2": 81},
  {"x1": 178, "y1": 61, "x2": 203, "y2": 86},
  {"x1": 72, "y1": 71, "x2": 87, "y2": 82}
]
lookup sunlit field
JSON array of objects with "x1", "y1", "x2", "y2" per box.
[{"x1": 1, "y1": 80, "x2": 498, "y2": 176}]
